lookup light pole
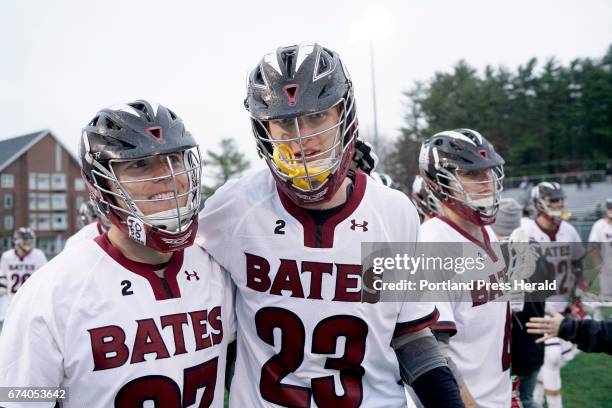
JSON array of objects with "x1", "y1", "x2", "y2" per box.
[
  {"x1": 370, "y1": 40, "x2": 380, "y2": 156},
  {"x1": 349, "y1": 6, "x2": 392, "y2": 170}
]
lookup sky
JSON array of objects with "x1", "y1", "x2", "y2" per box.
[{"x1": 1, "y1": 0, "x2": 611, "y2": 172}]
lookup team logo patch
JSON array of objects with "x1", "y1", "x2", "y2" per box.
[
  {"x1": 185, "y1": 270, "x2": 200, "y2": 281},
  {"x1": 127, "y1": 216, "x2": 146, "y2": 245},
  {"x1": 350, "y1": 219, "x2": 368, "y2": 231}
]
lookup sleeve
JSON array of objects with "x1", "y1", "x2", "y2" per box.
[
  {"x1": 558, "y1": 317, "x2": 612, "y2": 355},
  {"x1": 392, "y1": 196, "x2": 439, "y2": 339},
  {"x1": 223, "y1": 266, "x2": 237, "y2": 343},
  {"x1": 197, "y1": 180, "x2": 240, "y2": 270},
  {"x1": 0, "y1": 254, "x2": 6, "y2": 296},
  {"x1": 588, "y1": 221, "x2": 600, "y2": 243},
  {"x1": 570, "y1": 226, "x2": 586, "y2": 261},
  {"x1": 0, "y1": 272, "x2": 63, "y2": 397}
]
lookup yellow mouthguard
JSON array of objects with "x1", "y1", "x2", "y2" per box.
[{"x1": 272, "y1": 144, "x2": 330, "y2": 190}]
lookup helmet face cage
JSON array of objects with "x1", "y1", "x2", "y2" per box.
[
  {"x1": 532, "y1": 182, "x2": 565, "y2": 219},
  {"x1": 89, "y1": 147, "x2": 202, "y2": 236},
  {"x1": 246, "y1": 43, "x2": 358, "y2": 205},
  {"x1": 253, "y1": 97, "x2": 355, "y2": 192},
  {"x1": 434, "y1": 165, "x2": 505, "y2": 219},
  {"x1": 419, "y1": 130, "x2": 505, "y2": 225},
  {"x1": 78, "y1": 201, "x2": 98, "y2": 229},
  {"x1": 13, "y1": 228, "x2": 35, "y2": 252},
  {"x1": 411, "y1": 176, "x2": 441, "y2": 217}
]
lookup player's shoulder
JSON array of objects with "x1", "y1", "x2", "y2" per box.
[
  {"x1": 32, "y1": 248, "x2": 47, "y2": 259},
  {"x1": 363, "y1": 173, "x2": 418, "y2": 220},
  {"x1": 364, "y1": 173, "x2": 410, "y2": 203},
  {"x1": 591, "y1": 218, "x2": 606, "y2": 231},
  {"x1": 0, "y1": 248, "x2": 13, "y2": 259},
  {"x1": 201, "y1": 169, "x2": 274, "y2": 215},
  {"x1": 559, "y1": 220, "x2": 580, "y2": 237},
  {"x1": 212, "y1": 169, "x2": 273, "y2": 202},
  {"x1": 420, "y1": 217, "x2": 451, "y2": 240},
  {"x1": 25, "y1": 240, "x2": 103, "y2": 288}
]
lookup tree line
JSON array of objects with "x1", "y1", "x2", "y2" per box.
[{"x1": 385, "y1": 45, "x2": 612, "y2": 192}]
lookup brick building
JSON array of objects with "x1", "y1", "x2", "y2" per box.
[{"x1": 0, "y1": 130, "x2": 89, "y2": 257}]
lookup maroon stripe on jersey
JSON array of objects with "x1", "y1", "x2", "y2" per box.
[
  {"x1": 95, "y1": 234, "x2": 184, "y2": 301},
  {"x1": 435, "y1": 215, "x2": 498, "y2": 262},
  {"x1": 535, "y1": 219, "x2": 560, "y2": 241},
  {"x1": 430, "y1": 321, "x2": 458, "y2": 336},
  {"x1": 393, "y1": 307, "x2": 440, "y2": 338},
  {"x1": 277, "y1": 170, "x2": 368, "y2": 248}
]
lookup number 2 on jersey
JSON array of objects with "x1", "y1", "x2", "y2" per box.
[{"x1": 256, "y1": 307, "x2": 368, "y2": 408}]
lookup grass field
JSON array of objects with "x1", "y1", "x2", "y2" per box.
[
  {"x1": 561, "y1": 351, "x2": 612, "y2": 408},
  {"x1": 559, "y1": 260, "x2": 612, "y2": 408}
]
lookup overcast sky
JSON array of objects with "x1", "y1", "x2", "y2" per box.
[{"x1": 1, "y1": 0, "x2": 611, "y2": 171}]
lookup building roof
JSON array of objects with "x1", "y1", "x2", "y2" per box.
[{"x1": 0, "y1": 129, "x2": 79, "y2": 173}]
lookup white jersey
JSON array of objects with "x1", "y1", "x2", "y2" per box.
[
  {"x1": 0, "y1": 247, "x2": 47, "y2": 315},
  {"x1": 521, "y1": 219, "x2": 585, "y2": 303},
  {"x1": 588, "y1": 218, "x2": 612, "y2": 295},
  {"x1": 64, "y1": 221, "x2": 105, "y2": 248},
  {"x1": 420, "y1": 216, "x2": 511, "y2": 408},
  {"x1": 0, "y1": 234, "x2": 235, "y2": 408},
  {"x1": 198, "y1": 169, "x2": 438, "y2": 408}
]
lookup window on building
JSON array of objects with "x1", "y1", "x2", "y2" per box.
[
  {"x1": 29, "y1": 173, "x2": 37, "y2": 190},
  {"x1": 29, "y1": 214, "x2": 37, "y2": 230},
  {"x1": 37, "y1": 193, "x2": 50, "y2": 211},
  {"x1": 51, "y1": 194, "x2": 67, "y2": 210},
  {"x1": 51, "y1": 173, "x2": 67, "y2": 190},
  {"x1": 52, "y1": 213, "x2": 68, "y2": 231},
  {"x1": 37, "y1": 173, "x2": 50, "y2": 190},
  {"x1": 29, "y1": 193, "x2": 37, "y2": 211},
  {"x1": 4, "y1": 193, "x2": 13, "y2": 209},
  {"x1": 1, "y1": 174, "x2": 14, "y2": 189},
  {"x1": 74, "y1": 178, "x2": 85, "y2": 191},
  {"x1": 4, "y1": 215, "x2": 14, "y2": 230},
  {"x1": 37, "y1": 214, "x2": 51, "y2": 231}
]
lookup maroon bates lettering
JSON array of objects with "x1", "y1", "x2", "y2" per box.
[
  {"x1": 471, "y1": 268, "x2": 509, "y2": 307},
  {"x1": 88, "y1": 307, "x2": 224, "y2": 371},
  {"x1": 246, "y1": 253, "x2": 362, "y2": 302}
]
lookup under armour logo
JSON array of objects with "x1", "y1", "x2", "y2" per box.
[
  {"x1": 185, "y1": 270, "x2": 200, "y2": 281},
  {"x1": 350, "y1": 219, "x2": 368, "y2": 231}
]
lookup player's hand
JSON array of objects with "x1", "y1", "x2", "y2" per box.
[
  {"x1": 526, "y1": 311, "x2": 564, "y2": 343},
  {"x1": 577, "y1": 277, "x2": 592, "y2": 291}
]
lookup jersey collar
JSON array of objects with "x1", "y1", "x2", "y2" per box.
[
  {"x1": 535, "y1": 218, "x2": 560, "y2": 242},
  {"x1": 277, "y1": 170, "x2": 367, "y2": 248},
  {"x1": 95, "y1": 233, "x2": 184, "y2": 300},
  {"x1": 435, "y1": 215, "x2": 498, "y2": 262}
]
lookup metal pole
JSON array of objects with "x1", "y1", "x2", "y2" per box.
[{"x1": 370, "y1": 40, "x2": 381, "y2": 170}]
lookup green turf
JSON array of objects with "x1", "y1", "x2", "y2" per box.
[{"x1": 561, "y1": 351, "x2": 612, "y2": 408}]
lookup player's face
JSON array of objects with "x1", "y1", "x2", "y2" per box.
[
  {"x1": 111, "y1": 153, "x2": 189, "y2": 215},
  {"x1": 544, "y1": 197, "x2": 564, "y2": 212},
  {"x1": 267, "y1": 105, "x2": 342, "y2": 162},
  {"x1": 15, "y1": 238, "x2": 34, "y2": 253},
  {"x1": 454, "y1": 168, "x2": 494, "y2": 198}
]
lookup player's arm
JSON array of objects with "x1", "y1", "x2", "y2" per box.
[
  {"x1": 589, "y1": 241, "x2": 604, "y2": 274},
  {"x1": 0, "y1": 275, "x2": 63, "y2": 396},
  {"x1": 392, "y1": 328, "x2": 464, "y2": 407},
  {"x1": 0, "y1": 255, "x2": 6, "y2": 297},
  {"x1": 432, "y1": 331, "x2": 479, "y2": 408}
]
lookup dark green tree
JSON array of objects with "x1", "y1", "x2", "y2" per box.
[{"x1": 202, "y1": 138, "x2": 250, "y2": 200}]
